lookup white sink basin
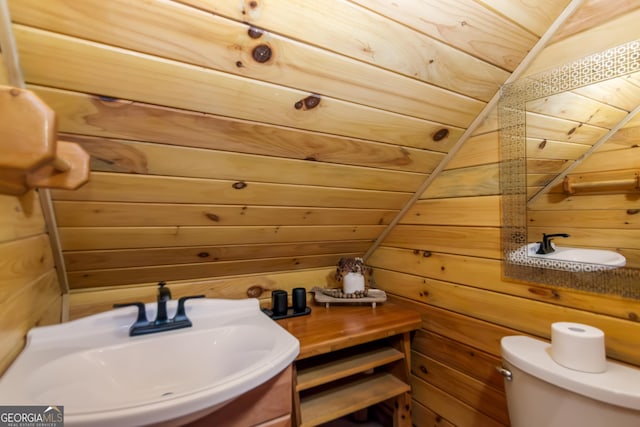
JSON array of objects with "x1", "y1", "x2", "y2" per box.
[
  {"x1": 0, "y1": 298, "x2": 299, "y2": 427},
  {"x1": 509, "y1": 243, "x2": 626, "y2": 270}
]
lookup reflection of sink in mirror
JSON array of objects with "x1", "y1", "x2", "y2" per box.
[
  {"x1": 524, "y1": 242, "x2": 626, "y2": 267},
  {"x1": 0, "y1": 298, "x2": 299, "y2": 427}
]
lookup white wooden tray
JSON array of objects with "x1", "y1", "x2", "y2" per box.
[{"x1": 311, "y1": 288, "x2": 387, "y2": 308}]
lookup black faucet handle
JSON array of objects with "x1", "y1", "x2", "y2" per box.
[
  {"x1": 158, "y1": 281, "x2": 172, "y2": 301},
  {"x1": 113, "y1": 302, "x2": 149, "y2": 328},
  {"x1": 536, "y1": 233, "x2": 571, "y2": 254},
  {"x1": 175, "y1": 295, "x2": 205, "y2": 322},
  {"x1": 543, "y1": 233, "x2": 570, "y2": 239}
]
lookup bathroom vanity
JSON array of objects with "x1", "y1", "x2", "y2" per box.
[
  {"x1": 185, "y1": 365, "x2": 293, "y2": 427},
  {"x1": 277, "y1": 301, "x2": 421, "y2": 427}
]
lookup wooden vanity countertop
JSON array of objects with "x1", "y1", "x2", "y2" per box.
[{"x1": 276, "y1": 302, "x2": 422, "y2": 360}]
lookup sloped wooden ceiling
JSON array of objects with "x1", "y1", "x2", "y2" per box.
[{"x1": 3, "y1": 0, "x2": 589, "y2": 290}]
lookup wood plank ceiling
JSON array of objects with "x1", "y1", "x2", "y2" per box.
[{"x1": 4, "y1": 0, "x2": 635, "y2": 290}]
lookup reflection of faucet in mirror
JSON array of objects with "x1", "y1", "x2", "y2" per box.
[{"x1": 536, "y1": 233, "x2": 570, "y2": 255}]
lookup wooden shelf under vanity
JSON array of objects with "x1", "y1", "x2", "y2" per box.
[
  {"x1": 299, "y1": 372, "x2": 410, "y2": 426},
  {"x1": 276, "y1": 301, "x2": 421, "y2": 427},
  {"x1": 296, "y1": 346, "x2": 405, "y2": 391}
]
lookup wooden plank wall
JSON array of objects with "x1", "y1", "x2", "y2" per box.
[
  {"x1": 368, "y1": 6, "x2": 640, "y2": 426},
  {"x1": 0, "y1": 53, "x2": 61, "y2": 375},
  {"x1": 2, "y1": 1, "x2": 640, "y2": 425},
  {"x1": 9, "y1": 0, "x2": 487, "y2": 295},
  {"x1": 0, "y1": 190, "x2": 61, "y2": 375},
  {"x1": 5, "y1": 0, "x2": 551, "y2": 305}
]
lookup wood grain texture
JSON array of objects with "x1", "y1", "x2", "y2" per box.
[
  {"x1": 444, "y1": 132, "x2": 499, "y2": 170},
  {"x1": 575, "y1": 148, "x2": 640, "y2": 173},
  {"x1": 526, "y1": 137, "x2": 588, "y2": 160},
  {"x1": 67, "y1": 253, "x2": 361, "y2": 288},
  {"x1": 3, "y1": 2, "x2": 638, "y2": 425},
  {"x1": 51, "y1": 172, "x2": 410, "y2": 208},
  {"x1": 411, "y1": 376, "x2": 505, "y2": 427},
  {"x1": 63, "y1": 134, "x2": 426, "y2": 192},
  {"x1": 34, "y1": 86, "x2": 457, "y2": 163},
  {"x1": 54, "y1": 201, "x2": 396, "y2": 227},
  {"x1": 275, "y1": 301, "x2": 421, "y2": 360},
  {"x1": 413, "y1": 330, "x2": 504, "y2": 391},
  {"x1": 179, "y1": 0, "x2": 509, "y2": 101},
  {"x1": 58, "y1": 225, "x2": 383, "y2": 251},
  {"x1": 382, "y1": 225, "x2": 501, "y2": 259},
  {"x1": 526, "y1": 112, "x2": 609, "y2": 145},
  {"x1": 295, "y1": 347, "x2": 405, "y2": 392},
  {"x1": 186, "y1": 366, "x2": 292, "y2": 427},
  {"x1": 0, "y1": 191, "x2": 45, "y2": 242},
  {"x1": 401, "y1": 196, "x2": 500, "y2": 227},
  {"x1": 476, "y1": 0, "x2": 572, "y2": 36},
  {"x1": 0, "y1": 188, "x2": 61, "y2": 374},
  {"x1": 0, "y1": 270, "x2": 60, "y2": 375},
  {"x1": 370, "y1": 247, "x2": 640, "y2": 321},
  {"x1": 420, "y1": 164, "x2": 500, "y2": 199},
  {"x1": 0, "y1": 53, "x2": 8, "y2": 84},
  {"x1": 0, "y1": 234, "x2": 55, "y2": 296},
  {"x1": 15, "y1": 25, "x2": 477, "y2": 137},
  {"x1": 9, "y1": 0, "x2": 495, "y2": 121},
  {"x1": 528, "y1": 209, "x2": 640, "y2": 230},
  {"x1": 526, "y1": 90, "x2": 629, "y2": 127},
  {"x1": 550, "y1": 0, "x2": 640, "y2": 42},
  {"x1": 529, "y1": 193, "x2": 640, "y2": 210},
  {"x1": 387, "y1": 299, "x2": 511, "y2": 426},
  {"x1": 575, "y1": 73, "x2": 640, "y2": 113},
  {"x1": 67, "y1": 268, "x2": 335, "y2": 320},
  {"x1": 412, "y1": 401, "x2": 455, "y2": 427},
  {"x1": 349, "y1": 0, "x2": 537, "y2": 71},
  {"x1": 377, "y1": 268, "x2": 640, "y2": 365},
  {"x1": 524, "y1": 7, "x2": 640, "y2": 76},
  {"x1": 411, "y1": 352, "x2": 508, "y2": 425},
  {"x1": 63, "y1": 241, "x2": 372, "y2": 271}
]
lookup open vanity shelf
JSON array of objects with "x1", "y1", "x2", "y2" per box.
[
  {"x1": 296, "y1": 344, "x2": 410, "y2": 426},
  {"x1": 276, "y1": 302, "x2": 421, "y2": 427}
]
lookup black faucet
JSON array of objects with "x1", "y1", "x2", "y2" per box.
[
  {"x1": 536, "y1": 233, "x2": 570, "y2": 254},
  {"x1": 155, "y1": 281, "x2": 172, "y2": 323},
  {"x1": 113, "y1": 282, "x2": 205, "y2": 336}
]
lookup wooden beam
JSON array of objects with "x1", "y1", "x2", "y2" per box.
[{"x1": 0, "y1": 0, "x2": 23, "y2": 86}]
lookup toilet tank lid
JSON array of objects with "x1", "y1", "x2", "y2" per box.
[{"x1": 501, "y1": 336, "x2": 640, "y2": 411}]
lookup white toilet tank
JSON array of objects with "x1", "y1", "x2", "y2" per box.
[{"x1": 500, "y1": 336, "x2": 640, "y2": 427}]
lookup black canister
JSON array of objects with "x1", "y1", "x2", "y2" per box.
[
  {"x1": 271, "y1": 290, "x2": 288, "y2": 316},
  {"x1": 292, "y1": 287, "x2": 307, "y2": 313}
]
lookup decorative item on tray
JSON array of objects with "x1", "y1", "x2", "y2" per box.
[
  {"x1": 310, "y1": 287, "x2": 387, "y2": 308},
  {"x1": 317, "y1": 287, "x2": 369, "y2": 299},
  {"x1": 310, "y1": 257, "x2": 385, "y2": 307},
  {"x1": 334, "y1": 257, "x2": 375, "y2": 294}
]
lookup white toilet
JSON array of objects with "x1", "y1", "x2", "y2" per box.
[{"x1": 499, "y1": 335, "x2": 640, "y2": 427}]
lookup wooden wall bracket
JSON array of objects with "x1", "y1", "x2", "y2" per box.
[
  {"x1": 563, "y1": 171, "x2": 640, "y2": 195},
  {"x1": 0, "y1": 85, "x2": 90, "y2": 195}
]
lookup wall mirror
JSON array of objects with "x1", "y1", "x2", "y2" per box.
[{"x1": 500, "y1": 40, "x2": 640, "y2": 299}]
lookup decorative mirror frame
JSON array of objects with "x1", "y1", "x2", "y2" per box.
[{"x1": 499, "y1": 39, "x2": 640, "y2": 299}]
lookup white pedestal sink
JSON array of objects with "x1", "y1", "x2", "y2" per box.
[{"x1": 0, "y1": 298, "x2": 299, "y2": 427}]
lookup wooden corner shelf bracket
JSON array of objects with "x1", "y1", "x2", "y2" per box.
[{"x1": 0, "y1": 85, "x2": 90, "y2": 196}]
